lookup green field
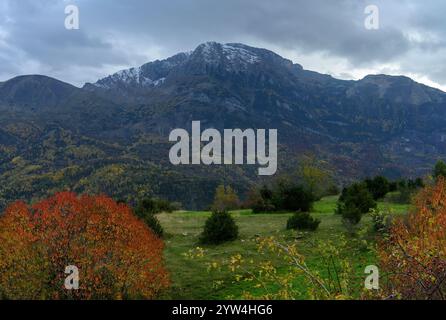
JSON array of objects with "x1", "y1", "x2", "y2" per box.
[{"x1": 158, "y1": 196, "x2": 410, "y2": 299}]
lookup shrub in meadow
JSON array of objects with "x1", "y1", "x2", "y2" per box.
[
  {"x1": 433, "y1": 160, "x2": 446, "y2": 181},
  {"x1": 336, "y1": 182, "x2": 376, "y2": 225},
  {"x1": 369, "y1": 208, "x2": 392, "y2": 233},
  {"x1": 250, "y1": 186, "x2": 276, "y2": 213},
  {"x1": 279, "y1": 186, "x2": 314, "y2": 212},
  {"x1": 364, "y1": 176, "x2": 390, "y2": 200},
  {"x1": 286, "y1": 212, "x2": 320, "y2": 231},
  {"x1": 135, "y1": 200, "x2": 164, "y2": 238},
  {"x1": 200, "y1": 210, "x2": 238, "y2": 245}
]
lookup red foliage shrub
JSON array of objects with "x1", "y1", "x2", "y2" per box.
[
  {"x1": 0, "y1": 192, "x2": 169, "y2": 299},
  {"x1": 379, "y1": 178, "x2": 446, "y2": 299}
]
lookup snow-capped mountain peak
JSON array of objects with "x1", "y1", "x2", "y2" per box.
[
  {"x1": 84, "y1": 41, "x2": 292, "y2": 92},
  {"x1": 192, "y1": 42, "x2": 261, "y2": 70},
  {"x1": 222, "y1": 44, "x2": 260, "y2": 64}
]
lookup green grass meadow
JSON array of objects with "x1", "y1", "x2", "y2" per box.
[{"x1": 158, "y1": 196, "x2": 410, "y2": 299}]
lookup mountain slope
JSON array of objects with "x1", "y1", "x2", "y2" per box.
[
  {"x1": 0, "y1": 75, "x2": 79, "y2": 110},
  {"x1": 1, "y1": 41, "x2": 446, "y2": 210}
]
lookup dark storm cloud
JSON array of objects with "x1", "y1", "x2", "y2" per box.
[
  {"x1": 78, "y1": 0, "x2": 411, "y2": 64},
  {"x1": 0, "y1": 0, "x2": 445, "y2": 89}
]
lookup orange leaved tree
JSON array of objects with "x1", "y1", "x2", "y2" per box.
[
  {"x1": 379, "y1": 178, "x2": 446, "y2": 300},
  {"x1": 0, "y1": 192, "x2": 169, "y2": 300}
]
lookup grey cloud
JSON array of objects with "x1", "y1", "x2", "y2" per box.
[{"x1": 0, "y1": 0, "x2": 446, "y2": 88}]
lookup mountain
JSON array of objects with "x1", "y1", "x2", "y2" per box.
[
  {"x1": 0, "y1": 75, "x2": 79, "y2": 110},
  {"x1": 1, "y1": 41, "x2": 446, "y2": 210}
]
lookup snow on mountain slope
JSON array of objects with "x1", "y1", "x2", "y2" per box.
[
  {"x1": 92, "y1": 66, "x2": 153, "y2": 89},
  {"x1": 86, "y1": 42, "x2": 271, "y2": 90},
  {"x1": 86, "y1": 52, "x2": 191, "y2": 90},
  {"x1": 195, "y1": 42, "x2": 260, "y2": 65}
]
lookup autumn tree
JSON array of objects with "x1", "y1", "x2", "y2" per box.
[
  {"x1": 379, "y1": 178, "x2": 446, "y2": 299},
  {"x1": 0, "y1": 192, "x2": 169, "y2": 300},
  {"x1": 297, "y1": 154, "x2": 334, "y2": 200},
  {"x1": 212, "y1": 185, "x2": 240, "y2": 211}
]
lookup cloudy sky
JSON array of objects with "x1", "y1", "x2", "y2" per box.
[{"x1": 1, "y1": 0, "x2": 446, "y2": 90}]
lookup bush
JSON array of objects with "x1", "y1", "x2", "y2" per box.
[
  {"x1": 338, "y1": 182, "x2": 376, "y2": 214},
  {"x1": 433, "y1": 160, "x2": 446, "y2": 181},
  {"x1": 388, "y1": 181, "x2": 398, "y2": 192},
  {"x1": 137, "y1": 211, "x2": 164, "y2": 238},
  {"x1": 379, "y1": 178, "x2": 446, "y2": 299},
  {"x1": 136, "y1": 197, "x2": 177, "y2": 214},
  {"x1": 271, "y1": 182, "x2": 314, "y2": 212},
  {"x1": 364, "y1": 176, "x2": 390, "y2": 200},
  {"x1": 260, "y1": 185, "x2": 274, "y2": 201},
  {"x1": 325, "y1": 184, "x2": 340, "y2": 196},
  {"x1": 252, "y1": 200, "x2": 276, "y2": 213},
  {"x1": 137, "y1": 198, "x2": 158, "y2": 214},
  {"x1": 369, "y1": 208, "x2": 391, "y2": 233},
  {"x1": 200, "y1": 210, "x2": 239, "y2": 245},
  {"x1": 339, "y1": 203, "x2": 363, "y2": 225},
  {"x1": 154, "y1": 199, "x2": 179, "y2": 213},
  {"x1": 336, "y1": 182, "x2": 376, "y2": 225},
  {"x1": 251, "y1": 186, "x2": 276, "y2": 213},
  {"x1": 0, "y1": 192, "x2": 169, "y2": 299},
  {"x1": 135, "y1": 204, "x2": 164, "y2": 238},
  {"x1": 279, "y1": 186, "x2": 314, "y2": 212},
  {"x1": 249, "y1": 183, "x2": 314, "y2": 213},
  {"x1": 386, "y1": 178, "x2": 424, "y2": 204},
  {"x1": 286, "y1": 212, "x2": 320, "y2": 231}
]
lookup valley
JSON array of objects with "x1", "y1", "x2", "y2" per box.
[{"x1": 1, "y1": 42, "x2": 446, "y2": 210}]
